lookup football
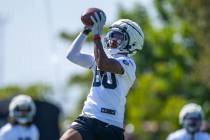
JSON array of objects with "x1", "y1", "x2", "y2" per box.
[{"x1": 81, "y1": 8, "x2": 106, "y2": 26}]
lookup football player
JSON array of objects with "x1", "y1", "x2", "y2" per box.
[
  {"x1": 0, "y1": 94, "x2": 39, "y2": 140},
  {"x1": 60, "y1": 12, "x2": 144, "y2": 140},
  {"x1": 167, "y1": 103, "x2": 210, "y2": 140}
]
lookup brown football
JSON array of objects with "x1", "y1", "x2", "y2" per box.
[{"x1": 81, "y1": 8, "x2": 106, "y2": 26}]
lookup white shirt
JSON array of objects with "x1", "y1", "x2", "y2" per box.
[
  {"x1": 82, "y1": 54, "x2": 136, "y2": 128},
  {"x1": 167, "y1": 129, "x2": 210, "y2": 140},
  {"x1": 0, "y1": 123, "x2": 39, "y2": 140}
]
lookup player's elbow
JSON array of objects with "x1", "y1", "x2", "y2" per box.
[
  {"x1": 66, "y1": 53, "x2": 72, "y2": 61},
  {"x1": 97, "y1": 60, "x2": 109, "y2": 71},
  {"x1": 97, "y1": 63, "x2": 105, "y2": 70},
  {"x1": 66, "y1": 53, "x2": 77, "y2": 63}
]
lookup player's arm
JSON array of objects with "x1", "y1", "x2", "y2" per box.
[
  {"x1": 66, "y1": 28, "x2": 94, "y2": 69},
  {"x1": 93, "y1": 37, "x2": 124, "y2": 74},
  {"x1": 91, "y1": 12, "x2": 124, "y2": 74}
]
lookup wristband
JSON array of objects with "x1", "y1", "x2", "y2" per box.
[
  {"x1": 82, "y1": 27, "x2": 91, "y2": 35},
  {"x1": 93, "y1": 35, "x2": 101, "y2": 41}
]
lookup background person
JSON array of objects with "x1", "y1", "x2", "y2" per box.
[
  {"x1": 0, "y1": 94, "x2": 39, "y2": 140},
  {"x1": 167, "y1": 103, "x2": 210, "y2": 140}
]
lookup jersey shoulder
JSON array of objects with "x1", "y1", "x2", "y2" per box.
[
  {"x1": 31, "y1": 124, "x2": 39, "y2": 132},
  {"x1": 115, "y1": 56, "x2": 136, "y2": 68},
  {"x1": 31, "y1": 124, "x2": 40, "y2": 138},
  {"x1": 0, "y1": 123, "x2": 12, "y2": 133},
  {"x1": 198, "y1": 131, "x2": 210, "y2": 139},
  {"x1": 0, "y1": 123, "x2": 13, "y2": 137},
  {"x1": 115, "y1": 56, "x2": 136, "y2": 80},
  {"x1": 167, "y1": 129, "x2": 186, "y2": 140}
]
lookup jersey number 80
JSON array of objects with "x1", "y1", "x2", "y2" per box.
[{"x1": 93, "y1": 68, "x2": 117, "y2": 89}]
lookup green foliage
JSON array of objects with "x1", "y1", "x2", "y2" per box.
[
  {"x1": 0, "y1": 83, "x2": 51, "y2": 100},
  {"x1": 155, "y1": 0, "x2": 210, "y2": 88},
  {"x1": 68, "y1": 71, "x2": 92, "y2": 86},
  {"x1": 66, "y1": 71, "x2": 92, "y2": 118},
  {"x1": 0, "y1": 86, "x2": 22, "y2": 99}
]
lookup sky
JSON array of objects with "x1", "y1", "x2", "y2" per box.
[{"x1": 0, "y1": 0, "x2": 155, "y2": 113}]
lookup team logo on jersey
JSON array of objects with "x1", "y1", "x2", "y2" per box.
[{"x1": 123, "y1": 60, "x2": 129, "y2": 66}]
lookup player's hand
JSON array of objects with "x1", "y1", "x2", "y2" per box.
[{"x1": 90, "y1": 12, "x2": 106, "y2": 35}]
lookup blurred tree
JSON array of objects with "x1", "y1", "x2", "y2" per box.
[
  {"x1": 60, "y1": 1, "x2": 210, "y2": 139},
  {"x1": 0, "y1": 83, "x2": 51, "y2": 100},
  {"x1": 155, "y1": 0, "x2": 210, "y2": 88},
  {"x1": 0, "y1": 84, "x2": 60, "y2": 140},
  {"x1": 66, "y1": 72, "x2": 92, "y2": 118}
]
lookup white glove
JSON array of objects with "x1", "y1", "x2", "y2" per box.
[{"x1": 90, "y1": 12, "x2": 106, "y2": 35}]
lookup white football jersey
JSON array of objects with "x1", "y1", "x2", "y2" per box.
[
  {"x1": 0, "y1": 123, "x2": 39, "y2": 140},
  {"x1": 167, "y1": 129, "x2": 210, "y2": 140},
  {"x1": 82, "y1": 54, "x2": 136, "y2": 128}
]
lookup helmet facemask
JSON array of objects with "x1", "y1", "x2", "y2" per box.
[
  {"x1": 183, "y1": 113, "x2": 202, "y2": 134},
  {"x1": 13, "y1": 104, "x2": 33, "y2": 124},
  {"x1": 104, "y1": 27, "x2": 129, "y2": 56}
]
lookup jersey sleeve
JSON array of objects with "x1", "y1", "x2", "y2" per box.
[
  {"x1": 0, "y1": 127, "x2": 10, "y2": 140},
  {"x1": 166, "y1": 134, "x2": 173, "y2": 140},
  {"x1": 32, "y1": 125, "x2": 40, "y2": 140},
  {"x1": 115, "y1": 57, "x2": 136, "y2": 81},
  {"x1": 66, "y1": 33, "x2": 95, "y2": 69},
  {"x1": 166, "y1": 130, "x2": 184, "y2": 140}
]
